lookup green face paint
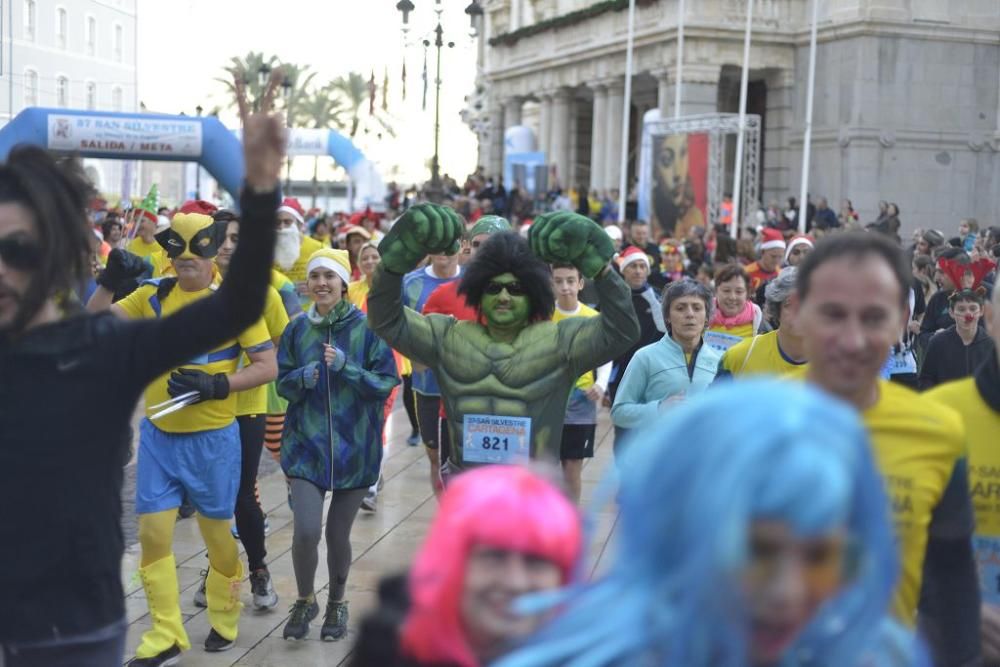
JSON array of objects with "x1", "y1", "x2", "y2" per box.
[{"x1": 481, "y1": 272, "x2": 531, "y2": 331}]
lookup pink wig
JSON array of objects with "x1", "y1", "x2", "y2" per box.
[{"x1": 399, "y1": 465, "x2": 582, "y2": 667}]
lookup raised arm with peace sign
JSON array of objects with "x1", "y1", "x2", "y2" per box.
[{"x1": 235, "y1": 67, "x2": 287, "y2": 193}]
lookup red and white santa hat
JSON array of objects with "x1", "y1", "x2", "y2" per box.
[
  {"x1": 618, "y1": 245, "x2": 650, "y2": 270},
  {"x1": 759, "y1": 227, "x2": 786, "y2": 251},
  {"x1": 784, "y1": 235, "x2": 814, "y2": 262},
  {"x1": 278, "y1": 197, "x2": 305, "y2": 225}
]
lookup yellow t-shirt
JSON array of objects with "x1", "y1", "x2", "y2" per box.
[
  {"x1": 927, "y1": 377, "x2": 1000, "y2": 605},
  {"x1": 235, "y1": 286, "x2": 289, "y2": 417},
  {"x1": 718, "y1": 330, "x2": 807, "y2": 378},
  {"x1": 862, "y1": 380, "x2": 967, "y2": 624},
  {"x1": 552, "y1": 303, "x2": 599, "y2": 391},
  {"x1": 127, "y1": 237, "x2": 162, "y2": 259},
  {"x1": 116, "y1": 282, "x2": 272, "y2": 433},
  {"x1": 348, "y1": 279, "x2": 370, "y2": 312},
  {"x1": 705, "y1": 323, "x2": 754, "y2": 353}
]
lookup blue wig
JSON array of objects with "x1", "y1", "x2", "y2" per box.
[{"x1": 497, "y1": 380, "x2": 923, "y2": 667}]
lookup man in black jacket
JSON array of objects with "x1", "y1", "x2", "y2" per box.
[{"x1": 0, "y1": 71, "x2": 285, "y2": 667}]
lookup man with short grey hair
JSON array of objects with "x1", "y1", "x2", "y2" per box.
[{"x1": 715, "y1": 268, "x2": 807, "y2": 378}]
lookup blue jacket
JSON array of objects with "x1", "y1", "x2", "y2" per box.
[
  {"x1": 611, "y1": 334, "x2": 721, "y2": 429},
  {"x1": 277, "y1": 302, "x2": 399, "y2": 490}
]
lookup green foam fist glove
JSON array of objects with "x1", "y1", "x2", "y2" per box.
[
  {"x1": 528, "y1": 211, "x2": 614, "y2": 279},
  {"x1": 378, "y1": 203, "x2": 465, "y2": 275}
]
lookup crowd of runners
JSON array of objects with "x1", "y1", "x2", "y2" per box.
[{"x1": 2, "y1": 69, "x2": 1000, "y2": 667}]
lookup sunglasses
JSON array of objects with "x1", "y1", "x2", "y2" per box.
[
  {"x1": 0, "y1": 235, "x2": 41, "y2": 271},
  {"x1": 484, "y1": 280, "x2": 526, "y2": 297}
]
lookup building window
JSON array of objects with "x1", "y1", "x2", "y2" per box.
[
  {"x1": 57, "y1": 76, "x2": 69, "y2": 107},
  {"x1": 112, "y1": 86, "x2": 123, "y2": 111},
  {"x1": 23, "y1": 0, "x2": 36, "y2": 40},
  {"x1": 87, "y1": 17, "x2": 96, "y2": 56},
  {"x1": 114, "y1": 24, "x2": 123, "y2": 62},
  {"x1": 56, "y1": 8, "x2": 67, "y2": 49},
  {"x1": 24, "y1": 69, "x2": 38, "y2": 106},
  {"x1": 86, "y1": 82, "x2": 96, "y2": 109}
]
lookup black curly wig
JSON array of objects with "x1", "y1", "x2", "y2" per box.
[{"x1": 457, "y1": 231, "x2": 555, "y2": 322}]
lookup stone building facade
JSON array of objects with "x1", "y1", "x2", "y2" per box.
[{"x1": 466, "y1": 0, "x2": 1000, "y2": 232}]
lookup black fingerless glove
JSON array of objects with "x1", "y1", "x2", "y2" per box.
[{"x1": 167, "y1": 368, "x2": 230, "y2": 403}]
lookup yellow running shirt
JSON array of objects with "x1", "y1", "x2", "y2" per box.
[
  {"x1": 116, "y1": 281, "x2": 272, "y2": 433},
  {"x1": 717, "y1": 330, "x2": 807, "y2": 378},
  {"x1": 862, "y1": 380, "x2": 967, "y2": 624},
  {"x1": 927, "y1": 373, "x2": 1000, "y2": 606},
  {"x1": 127, "y1": 237, "x2": 162, "y2": 259},
  {"x1": 552, "y1": 303, "x2": 599, "y2": 391},
  {"x1": 705, "y1": 322, "x2": 754, "y2": 353},
  {"x1": 235, "y1": 286, "x2": 289, "y2": 417}
]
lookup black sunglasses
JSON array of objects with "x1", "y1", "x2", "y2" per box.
[
  {"x1": 484, "y1": 280, "x2": 526, "y2": 297},
  {"x1": 0, "y1": 235, "x2": 41, "y2": 271}
]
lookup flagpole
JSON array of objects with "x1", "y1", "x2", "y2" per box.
[
  {"x1": 730, "y1": 0, "x2": 754, "y2": 238},
  {"x1": 616, "y1": 0, "x2": 637, "y2": 224},
  {"x1": 674, "y1": 0, "x2": 685, "y2": 120},
  {"x1": 798, "y1": 0, "x2": 820, "y2": 235}
]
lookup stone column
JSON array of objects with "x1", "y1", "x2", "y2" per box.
[
  {"x1": 656, "y1": 64, "x2": 721, "y2": 119},
  {"x1": 550, "y1": 87, "x2": 573, "y2": 189},
  {"x1": 487, "y1": 102, "x2": 504, "y2": 179},
  {"x1": 539, "y1": 91, "x2": 554, "y2": 166},
  {"x1": 501, "y1": 97, "x2": 523, "y2": 167},
  {"x1": 604, "y1": 79, "x2": 625, "y2": 195},
  {"x1": 762, "y1": 69, "x2": 794, "y2": 207},
  {"x1": 589, "y1": 83, "x2": 608, "y2": 191}
]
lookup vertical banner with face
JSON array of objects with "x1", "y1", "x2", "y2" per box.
[{"x1": 649, "y1": 132, "x2": 708, "y2": 240}]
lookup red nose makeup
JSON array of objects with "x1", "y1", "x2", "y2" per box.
[{"x1": 963, "y1": 315, "x2": 976, "y2": 324}]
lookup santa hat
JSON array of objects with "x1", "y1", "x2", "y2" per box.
[
  {"x1": 618, "y1": 245, "x2": 650, "y2": 270},
  {"x1": 278, "y1": 197, "x2": 305, "y2": 225},
  {"x1": 306, "y1": 248, "x2": 352, "y2": 285},
  {"x1": 784, "y1": 235, "x2": 814, "y2": 262},
  {"x1": 760, "y1": 227, "x2": 786, "y2": 251},
  {"x1": 134, "y1": 184, "x2": 159, "y2": 225},
  {"x1": 341, "y1": 224, "x2": 372, "y2": 241},
  {"x1": 179, "y1": 199, "x2": 218, "y2": 216}
]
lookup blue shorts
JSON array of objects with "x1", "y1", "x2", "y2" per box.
[{"x1": 136, "y1": 419, "x2": 241, "y2": 519}]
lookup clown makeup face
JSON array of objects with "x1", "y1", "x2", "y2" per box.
[
  {"x1": 951, "y1": 298, "x2": 982, "y2": 335},
  {"x1": 743, "y1": 521, "x2": 846, "y2": 666},
  {"x1": 307, "y1": 266, "x2": 344, "y2": 313},
  {"x1": 0, "y1": 202, "x2": 40, "y2": 332},
  {"x1": 622, "y1": 260, "x2": 649, "y2": 290},
  {"x1": 786, "y1": 243, "x2": 812, "y2": 267},
  {"x1": 461, "y1": 545, "x2": 563, "y2": 664},
  {"x1": 359, "y1": 245, "x2": 381, "y2": 279},
  {"x1": 717, "y1": 275, "x2": 749, "y2": 318},
  {"x1": 481, "y1": 272, "x2": 531, "y2": 333}
]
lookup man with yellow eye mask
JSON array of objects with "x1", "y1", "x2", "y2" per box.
[{"x1": 88, "y1": 202, "x2": 277, "y2": 664}]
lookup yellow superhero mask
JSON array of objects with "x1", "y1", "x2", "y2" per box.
[{"x1": 155, "y1": 213, "x2": 225, "y2": 260}]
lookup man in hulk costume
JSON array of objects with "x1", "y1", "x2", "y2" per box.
[{"x1": 367, "y1": 203, "x2": 639, "y2": 481}]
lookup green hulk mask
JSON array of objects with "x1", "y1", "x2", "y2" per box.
[{"x1": 369, "y1": 204, "x2": 640, "y2": 475}]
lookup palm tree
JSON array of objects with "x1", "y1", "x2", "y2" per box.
[
  {"x1": 215, "y1": 51, "x2": 279, "y2": 112},
  {"x1": 331, "y1": 72, "x2": 394, "y2": 139},
  {"x1": 297, "y1": 84, "x2": 348, "y2": 206}
]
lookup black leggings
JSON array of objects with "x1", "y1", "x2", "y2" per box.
[
  {"x1": 235, "y1": 414, "x2": 267, "y2": 572},
  {"x1": 401, "y1": 374, "x2": 419, "y2": 434},
  {"x1": 415, "y1": 392, "x2": 450, "y2": 463}
]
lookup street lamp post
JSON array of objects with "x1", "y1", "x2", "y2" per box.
[
  {"x1": 397, "y1": 0, "x2": 482, "y2": 201},
  {"x1": 195, "y1": 105, "x2": 203, "y2": 199}
]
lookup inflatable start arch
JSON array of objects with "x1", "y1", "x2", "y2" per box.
[{"x1": 0, "y1": 107, "x2": 385, "y2": 206}]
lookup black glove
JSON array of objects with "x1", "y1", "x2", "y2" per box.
[
  {"x1": 167, "y1": 368, "x2": 230, "y2": 403},
  {"x1": 97, "y1": 248, "x2": 147, "y2": 292}
]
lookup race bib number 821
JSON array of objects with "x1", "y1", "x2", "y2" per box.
[{"x1": 463, "y1": 414, "x2": 531, "y2": 465}]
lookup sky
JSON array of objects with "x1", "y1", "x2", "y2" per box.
[{"x1": 136, "y1": 0, "x2": 480, "y2": 186}]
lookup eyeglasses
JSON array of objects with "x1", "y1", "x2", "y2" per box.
[
  {"x1": 484, "y1": 280, "x2": 526, "y2": 297},
  {"x1": 0, "y1": 235, "x2": 41, "y2": 271}
]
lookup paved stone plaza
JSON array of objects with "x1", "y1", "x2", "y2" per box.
[{"x1": 118, "y1": 405, "x2": 620, "y2": 666}]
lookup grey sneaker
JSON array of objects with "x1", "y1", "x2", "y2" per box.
[
  {"x1": 192, "y1": 569, "x2": 207, "y2": 608},
  {"x1": 283, "y1": 598, "x2": 319, "y2": 641},
  {"x1": 360, "y1": 490, "x2": 377, "y2": 512},
  {"x1": 320, "y1": 600, "x2": 349, "y2": 641},
  {"x1": 250, "y1": 568, "x2": 279, "y2": 610}
]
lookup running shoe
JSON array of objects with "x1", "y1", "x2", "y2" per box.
[
  {"x1": 230, "y1": 522, "x2": 239, "y2": 539},
  {"x1": 263, "y1": 514, "x2": 271, "y2": 536},
  {"x1": 250, "y1": 568, "x2": 279, "y2": 610},
  {"x1": 360, "y1": 490, "x2": 377, "y2": 513},
  {"x1": 283, "y1": 598, "x2": 319, "y2": 640},
  {"x1": 192, "y1": 569, "x2": 208, "y2": 608},
  {"x1": 127, "y1": 645, "x2": 181, "y2": 666},
  {"x1": 406, "y1": 432, "x2": 421, "y2": 447},
  {"x1": 320, "y1": 600, "x2": 349, "y2": 641},
  {"x1": 204, "y1": 628, "x2": 235, "y2": 652}
]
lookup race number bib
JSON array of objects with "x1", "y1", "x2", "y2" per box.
[
  {"x1": 463, "y1": 414, "x2": 531, "y2": 465},
  {"x1": 975, "y1": 536, "x2": 1000, "y2": 606},
  {"x1": 704, "y1": 330, "x2": 743, "y2": 353}
]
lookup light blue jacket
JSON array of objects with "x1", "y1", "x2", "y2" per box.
[{"x1": 611, "y1": 334, "x2": 721, "y2": 428}]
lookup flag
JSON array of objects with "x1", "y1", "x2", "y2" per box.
[
  {"x1": 402, "y1": 61, "x2": 407, "y2": 101},
  {"x1": 382, "y1": 67, "x2": 389, "y2": 112},
  {"x1": 421, "y1": 47, "x2": 428, "y2": 112},
  {"x1": 368, "y1": 71, "x2": 376, "y2": 115}
]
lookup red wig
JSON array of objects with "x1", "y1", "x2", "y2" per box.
[{"x1": 399, "y1": 466, "x2": 581, "y2": 667}]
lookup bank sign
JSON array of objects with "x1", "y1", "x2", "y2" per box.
[{"x1": 46, "y1": 114, "x2": 203, "y2": 157}]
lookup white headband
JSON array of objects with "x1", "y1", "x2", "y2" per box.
[
  {"x1": 760, "y1": 239, "x2": 786, "y2": 251},
  {"x1": 278, "y1": 205, "x2": 304, "y2": 225},
  {"x1": 307, "y1": 256, "x2": 351, "y2": 285}
]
